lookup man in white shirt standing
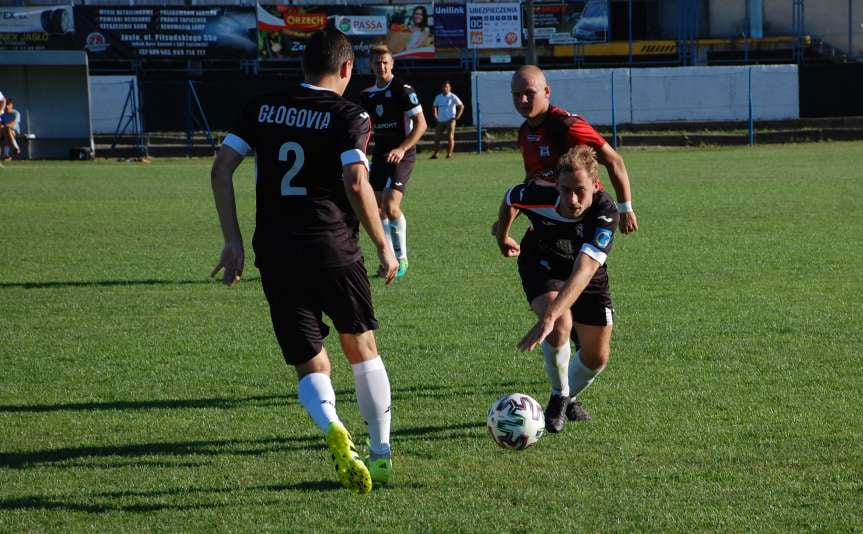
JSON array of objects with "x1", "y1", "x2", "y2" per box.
[{"x1": 430, "y1": 80, "x2": 463, "y2": 159}]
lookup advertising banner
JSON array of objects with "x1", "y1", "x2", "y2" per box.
[
  {"x1": 0, "y1": 5, "x2": 77, "y2": 51},
  {"x1": 467, "y1": 3, "x2": 522, "y2": 49},
  {"x1": 258, "y1": 4, "x2": 434, "y2": 60},
  {"x1": 75, "y1": 6, "x2": 257, "y2": 60},
  {"x1": 433, "y1": 3, "x2": 467, "y2": 49},
  {"x1": 528, "y1": 0, "x2": 608, "y2": 44}
]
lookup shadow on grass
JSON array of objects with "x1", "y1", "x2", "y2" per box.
[
  {"x1": 0, "y1": 276, "x2": 260, "y2": 290},
  {"x1": 0, "y1": 477, "x2": 422, "y2": 514},
  {"x1": 0, "y1": 496, "x2": 224, "y2": 513},
  {"x1": 0, "y1": 395, "x2": 293, "y2": 414},
  {"x1": 0, "y1": 421, "x2": 487, "y2": 470},
  {"x1": 0, "y1": 435, "x2": 321, "y2": 470}
]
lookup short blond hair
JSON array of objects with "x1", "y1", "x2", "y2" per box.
[
  {"x1": 370, "y1": 44, "x2": 392, "y2": 58},
  {"x1": 557, "y1": 145, "x2": 598, "y2": 179}
]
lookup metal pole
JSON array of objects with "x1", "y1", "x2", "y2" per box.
[
  {"x1": 628, "y1": 0, "x2": 633, "y2": 65},
  {"x1": 525, "y1": 0, "x2": 537, "y2": 65}
]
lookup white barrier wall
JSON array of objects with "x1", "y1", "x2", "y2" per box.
[
  {"x1": 89, "y1": 76, "x2": 140, "y2": 135},
  {"x1": 631, "y1": 65, "x2": 798, "y2": 122},
  {"x1": 472, "y1": 65, "x2": 798, "y2": 128}
]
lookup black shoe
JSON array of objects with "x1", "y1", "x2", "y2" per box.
[
  {"x1": 565, "y1": 399, "x2": 592, "y2": 422},
  {"x1": 544, "y1": 394, "x2": 570, "y2": 433}
]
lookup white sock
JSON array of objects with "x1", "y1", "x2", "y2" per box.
[
  {"x1": 542, "y1": 340, "x2": 571, "y2": 396},
  {"x1": 390, "y1": 215, "x2": 407, "y2": 260},
  {"x1": 298, "y1": 373, "x2": 339, "y2": 434},
  {"x1": 568, "y1": 351, "x2": 603, "y2": 399},
  {"x1": 352, "y1": 357, "x2": 392, "y2": 458}
]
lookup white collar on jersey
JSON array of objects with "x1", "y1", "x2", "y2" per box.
[
  {"x1": 300, "y1": 82, "x2": 336, "y2": 93},
  {"x1": 365, "y1": 78, "x2": 394, "y2": 93}
]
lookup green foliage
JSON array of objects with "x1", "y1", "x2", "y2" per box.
[{"x1": 1, "y1": 144, "x2": 861, "y2": 532}]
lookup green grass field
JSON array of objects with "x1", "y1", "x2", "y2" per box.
[{"x1": 1, "y1": 144, "x2": 861, "y2": 532}]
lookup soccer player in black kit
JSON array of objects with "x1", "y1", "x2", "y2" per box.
[
  {"x1": 210, "y1": 28, "x2": 398, "y2": 494},
  {"x1": 360, "y1": 45, "x2": 427, "y2": 280},
  {"x1": 496, "y1": 145, "x2": 618, "y2": 433}
]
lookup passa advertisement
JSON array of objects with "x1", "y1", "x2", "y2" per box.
[
  {"x1": 75, "y1": 6, "x2": 257, "y2": 59},
  {"x1": 433, "y1": 3, "x2": 467, "y2": 48},
  {"x1": 528, "y1": 0, "x2": 608, "y2": 44},
  {"x1": 0, "y1": 5, "x2": 77, "y2": 50},
  {"x1": 467, "y1": 3, "x2": 522, "y2": 49},
  {"x1": 257, "y1": 4, "x2": 433, "y2": 60}
]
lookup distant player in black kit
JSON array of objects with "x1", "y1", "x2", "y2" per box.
[
  {"x1": 360, "y1": 44, "x2": 427, "y2": 280},
  {"x1": 496, "y1": 145, "x2": 618, "y2": 433},
  {"x1": 210, "y1": 28, "x2": 398, "y2": 494}
]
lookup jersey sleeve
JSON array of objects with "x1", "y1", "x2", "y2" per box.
[
  {"x1": 338, "y1": 107, "x2": 372, "y2": 171},
  {"x1": 400, "y1": 84, "x2": 423, "y2": 117},
  {"x1": 580, "y1": 198, "x2": 619, "y2": 265},
  {"x1": 504, "y1": 184, "x2": 527, "y2": 208},
  {"x1": 566, "y1": 117, "x2": 607, "y2": 150},
  {"x1": 453, "y1": 94, "x2": 464, "y2": 107},
  {"x1": 222, "y1": 99, "x2": 257, "y2": 156}
]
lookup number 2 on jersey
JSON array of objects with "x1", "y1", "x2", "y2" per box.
[{"x1": 278, "y1": 142, "x2": 306, "y2": 196}]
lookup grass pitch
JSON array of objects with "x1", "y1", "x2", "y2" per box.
[{"x1": 1, "y1": 143, "x2": 861, "y2": 532}]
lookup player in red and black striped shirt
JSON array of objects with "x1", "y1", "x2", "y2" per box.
[{"x1": 512, "y1": 65, "x2": 638, "y2": 235}]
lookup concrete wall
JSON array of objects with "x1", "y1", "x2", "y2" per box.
[
  {"x1": 472, "y1": 65, "x2": 799, "y2": 127},
  {"x1": 0, "y1": 51, "x2": 93, "y2": 159}
]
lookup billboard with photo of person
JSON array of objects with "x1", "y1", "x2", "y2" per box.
[{"x1": 257, "y1": 3, "x2": 434, "y2": 60}]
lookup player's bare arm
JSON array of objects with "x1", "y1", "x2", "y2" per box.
[
  {"x1": 596, "y1": 143, "x2": 639, "y2": 234},
  {"x1": 210, "y1": 145, "x2": 245, "y2": 286},
  {"x1": 495, "y1": 198, "x2": 521, "y2": 257},
  {"x1": 343, "y1": 162, "x2": 398, "y2": 285},
  {"x1": 517, "y1": 253, "x2": 601, "y2": 352},
  {"x1": 387, "y1": 112, "x2": 427, "y2": 164}
]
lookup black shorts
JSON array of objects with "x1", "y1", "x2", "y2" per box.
[
  {"x1": 369, "y1": 149, "x2": 416, "y2": 193},
  {"x1": 259, "y1": 260, "x2": 379, "y2": 365},
  {"x1": 518, "y1": 257, "x2": 614, "y2": 327}
]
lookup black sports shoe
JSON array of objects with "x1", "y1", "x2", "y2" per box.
[
  {"x1": 565, "y1": 399, "x2": 592, "y2": 421},
  {"x1": 544, "y1": 394, "x2": 570, "y2": 433}
]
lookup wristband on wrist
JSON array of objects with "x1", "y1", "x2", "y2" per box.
[{"x1": 617, "y1": 201, "x2": 633, "y2": 213}]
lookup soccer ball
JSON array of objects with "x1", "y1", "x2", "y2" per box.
[{"x1": 487, "y1": 393, "x2": 545, "y2": 450}]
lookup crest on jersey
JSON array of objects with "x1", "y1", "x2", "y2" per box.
[
  {"x1": 576, "y1": 224, "x2": 583, "y2": 238},
  {"x1": 409, "y1": 93, "x2": 419, "y2": 105},
  {"x1": 375, "y1": 104, "x2": 384, "y2": 117},
  {"x1": 594, "y1": 228, "x2": 613, "y2": 249},
  {"x1": 385, "y1": 90, "x2": 392, "y2": 98},
  {"x1": 539, "y1": 145, "x2": 550, "y2": 157}
]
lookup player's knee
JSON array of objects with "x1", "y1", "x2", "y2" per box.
[
  {"x1": 581, "y1": 348, "x2": 610, "y2": 371},
  {"x1": 550, "y1": 315, "x2": 573, "y2": 344},
  {"x1": 385, "y1": 205, "x2": 401, "y2": 220}
]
